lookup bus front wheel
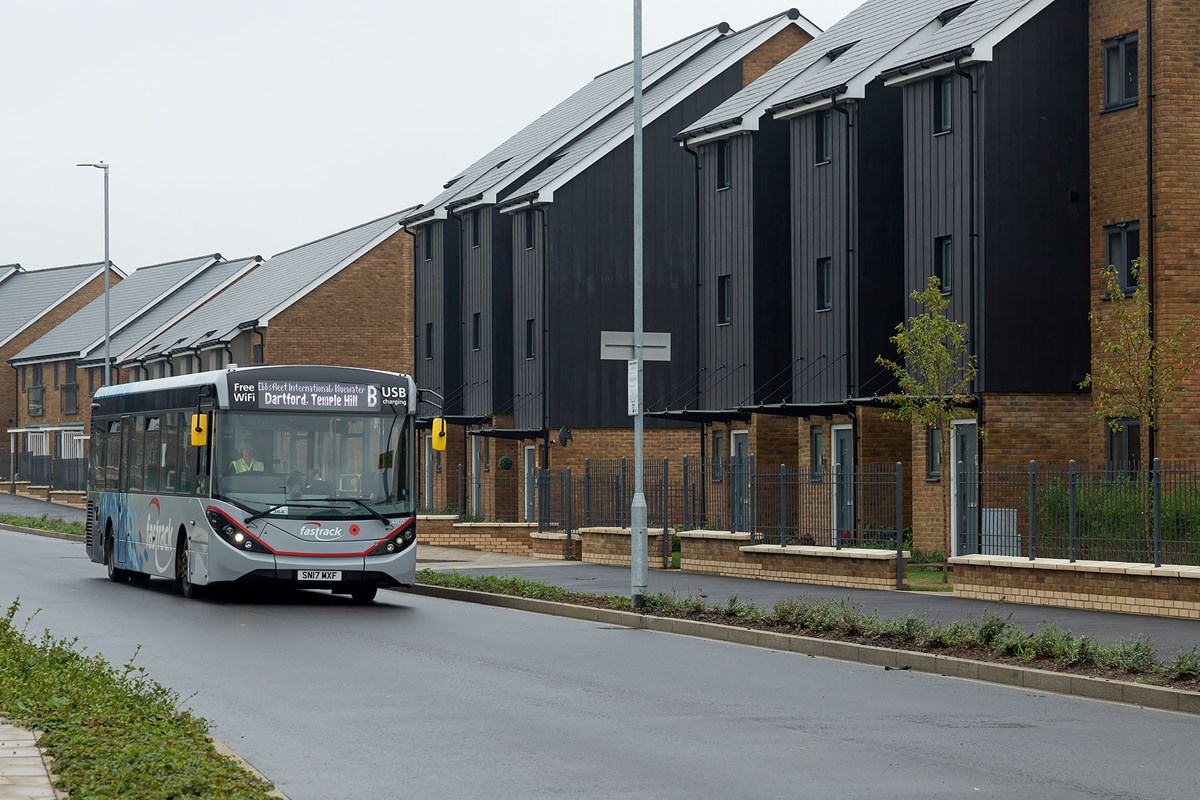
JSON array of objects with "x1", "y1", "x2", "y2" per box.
[
  {"x1": 174, "y1": 531, "x2": 204, "y2": 600},
  {"x1": 349, "y1": 585, "x2": 377, "y2": 604}
]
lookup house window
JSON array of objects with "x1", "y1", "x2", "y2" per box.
[
  {"x1": 816, "y1": 257, "x2": 832, "y2": 311},
  {"x1": 483, "y1": 436, "x2": 491, "y2": 471},
  {"x1": 716, "y1": 139, "x2": 732, "y2": 190},
  {"x1": 1105, "y1": 222, "x2": 1140, "y2": 293},
  {"x1": 934, "y1": 236, "x2": 953, "y2": 293},
  {"x1": 927, "y1": 427, "x2": 942, "y2": 479},
  {"x1": 421, "y1": 226, "x2": 432, "y2": 262},
  {"x1": 31, "y1": 364, "x2": 43, "y2": 388},
  {"x1": 88, "y1": 367, "x2": 96, "y2": 395},
  {"x1": 470, "y1": 210, "x2": 480, "y2": 248},
  {"x1": 1106, "y1": 419, "x2": 1141, "y2": 474},
  {"x1": 524, "y1": 210, "x2": 536, "y2": 251},
  {"x1": 424, "y1": 322, "x2": 434, "y2": 360},
  {"x1": 52, "y1": 362, "x2": 59, "y2": 388},
  {"x1": 20, "y1": 365, "x2": 26, "y2": 393},
  {"x1": 810, "y1": 426, "x2": 824, "y2": 479},
  {"x1": 1103, "y1": 33, "x2": 1138, "y2": 111},
  {"x1": 472, "y1": 312, "x2": 481, "y2": 351},
  {"x1": 934, "y1": 74, "x2": 953, "y2": 133},
  {"x1": 815, "y1": 111, "x2": 832, "y2": 164},
  {"x1": 717, "y1": 274, "x2": 731, "y2": 325},
  {"x1": 525, "y1": 319, "x2": 536, "y2": 360},
  {"x1": 711, "y1": 429, "x2": 725, "y2": 482},
  {"x1": 64, "y1": 359, "x2": 77, "y2": 387},
  {"x1": 252, "y1": 343, "x2": 264, "y2": 364}
]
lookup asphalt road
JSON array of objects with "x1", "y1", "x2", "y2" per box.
[
  {"x1": 0, "y1": 493, "x2": 86, "y2": 523},
  {"x1": 3, "y1": 530, "x2": 1199, "y2": 800}
]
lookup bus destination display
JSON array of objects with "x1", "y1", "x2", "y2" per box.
[{"x1": 230, "y1": 380, "x2": 402, "y2": 412}]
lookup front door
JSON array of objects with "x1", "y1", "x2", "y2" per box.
[
  {"x1": 952, "y1": 421, "x2": 978, "y2": 555},
  {"x1": 832, "y1": 426, "x2": 854, "y2": 546},
  {"x1": 730, "y1": 430, "x2": 749, "y2": 532},
  {"x1": 524, "y1": 445, "x2": 537, "y2": 523}
]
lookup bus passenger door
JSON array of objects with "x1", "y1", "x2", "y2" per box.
[{"x1": 115, "y1": 415, "x2": 133, "y2": 567}]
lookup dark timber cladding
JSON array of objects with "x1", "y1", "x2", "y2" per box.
[
  {"x1": 461, "y1": 207, "x2": 513, "y2": 419},
  {"x1": 512, "y1": 209, "x2": 544, "y2": 431},
  {"x1": 542, "y1": 63, "x2": 744, "y2": 430},
  {"x1": 413, "y1": 219, "x2": 462, "y2": 416},
  {"x1": 900, "y1": 0, "x2": 1088, "y2": 394}
]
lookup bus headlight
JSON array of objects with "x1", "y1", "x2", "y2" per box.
[
  {"x1": 366, "y1": 524, "x2": 415, "y2": 557},
  {"x1": 206, "y1": 508, "x2": 272, "y2": 555}
]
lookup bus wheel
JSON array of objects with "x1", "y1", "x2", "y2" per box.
[
  {"x1": 105, "y1": 526, "x2": 127, "y2": 583},
  {"x1": 349, "y1": 585, "x2": 377, "y2": 604},
  {"x1": 174, "y1": 531, "x2": 204, "y2": 600}
]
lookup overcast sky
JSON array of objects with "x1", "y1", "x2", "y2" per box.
[{"x1": 1, "y1": 1, "x2": 858, "y2": 271}]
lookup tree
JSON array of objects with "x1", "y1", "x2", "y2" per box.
[
  {"x1": 1081, "y1": 260, "x2": 1200, "y2": 553},
  {"x1": 876, "y1": 276, "x2": 977, "y2": 582}
]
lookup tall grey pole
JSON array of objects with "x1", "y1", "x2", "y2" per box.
[
  {"x1": 630, "y1": 0, "x2": 647, "y2": 608},
  {"x1": 102, "y1": 163, "x2": 111, "y2": 387}
]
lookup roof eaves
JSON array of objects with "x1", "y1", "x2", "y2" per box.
[
  {"x1": 767, "y1": 83, "x2": 850, "y2": 116},
  {"x1": 674, "y1": 115, "x2": 744, "y2": 142},
  {"x1": 878, "y1": 45, "x2": 975, "y2": 81}
]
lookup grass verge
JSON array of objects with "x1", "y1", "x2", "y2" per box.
[
  {"x1": 416, "y1": 569, "x2": 1200, "y2": 691},
  {"x1": 0, "y1": 513, "x2": 84, "y2": 536},
  {"x1": 0, "y1": 600, "x2": 278, "y2": 799}
]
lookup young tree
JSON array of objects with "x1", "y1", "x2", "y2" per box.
[
  {"x1": 1081, "y1": 260, "x2": 1200, "y2": 552},
  {"x1": 877, "y1": 276, "x2": 977, "y2": 582}
]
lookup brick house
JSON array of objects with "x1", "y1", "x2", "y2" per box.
[{"x1": 1, "y1": 261, "x2": 117, "y2": 482}]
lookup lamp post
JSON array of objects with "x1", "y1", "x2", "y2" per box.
[
  {"x1": 630, "y1": 0, "x2": 647, "y2": 608},
  {"x1": 76, "y1": 162, "x2": 111, "y2": 386}
]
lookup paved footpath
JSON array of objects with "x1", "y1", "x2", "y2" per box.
[
  {"x1": 0, "y1": 495, "x2": 84, "y2": 525},
  {"x1": 0, "y1": 721, "x2": 55, "y2": 800},
  {"x1": 418, "y1": 546, "x2": 1200, "y2": 658}
]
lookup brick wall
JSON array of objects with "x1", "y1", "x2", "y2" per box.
[
  {"x1": 5, "y1": 272, "x2": 115, "y2": 439},
  {"x1": 679, "y1": 533, "x2": 902, "y2": 590},
  {"x1": 1089, "y1": 1, "x2": 1200, "y2": 462},
  {"x1": 578, "y1": 527, "x2": 668, "y2": 569},
  {"x1": 742, "y1": 23, "x2": 813, "y2": 87}
]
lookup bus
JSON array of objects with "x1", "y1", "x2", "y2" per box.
[{"x1": 86, "y1": 364, "x2": 441, "y2": 603}]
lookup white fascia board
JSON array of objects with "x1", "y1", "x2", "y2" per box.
[
  {"x1": 882, "y1": 59, "x2": 967, "y2": 87},
  {"x1": 259, "y1": 222, "x2": 402, "y2": 326},
  {"x1": 113, "y1": 258, "x2": 260, "y2": 364},
  {"x1": 682, "y1": 123, "x2": 757, "y2": 148},
  {"x1": 77, "y1": 257, "x2": 221, "y2": 361},
  {"x1": 0, "y1": 266, "x2": 106, "y2": 349},
  {"x1": 450, "y1": 29, "x2": 726, "y2": 211},
  {"x1": 536, "y1": 18, "x2": 800, "y2": 205}
]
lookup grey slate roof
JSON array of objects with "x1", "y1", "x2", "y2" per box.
[
  {"x1": 404, "y1": 25, "x2": 722, "y2": 221},
  {"x1": 0, "y1": 262, "x2": 106, "y2": 348},
  {"x1": 12, "y1": 254, "x2": 220, "y2": 363},
  {"x1": 84, "y1": 256, "x2": 261, "y2": 366},
  {"x1": 126, "y1": 211, "x2": 414, "y2": 361},
  {"x1": 888, "y1": 0, "x2": 1040, "y2": 68},
  {"x1": 681, "y1": 0, "x2": 954, "y2": 137},
  {"x1": 508, "y1": 12, "x2": 794, "y2": 198}
]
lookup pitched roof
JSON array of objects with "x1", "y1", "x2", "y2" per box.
[
  {"x1": 0, "y1": 261, "x2": 108, "y2": 349},
  {"x1": 403, "y1": 25, "x2": 725, "y2": 223},
  {"x1": 125, "y1": 210, "x2": 416, "y2": 362},
  {"x1": 11, "y1": 254, "x2": 221, "y2": 364},
  {"x1": 880, "y1": 0, "x2": 1056, "y2": 75},
  {"x1": 87, "y1": 256, "x2": 262, "y2": 366},
  {"x1": 505, "y1": 11, "x2": 812, "y2": 202}
]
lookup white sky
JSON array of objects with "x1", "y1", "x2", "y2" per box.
[{"x1": 1, "y1": 1, "x2": 859, "y2": 271}]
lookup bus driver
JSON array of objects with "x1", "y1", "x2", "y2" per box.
[{"x1": 229, "y1": 439, "x2": 265, "y2": 475}]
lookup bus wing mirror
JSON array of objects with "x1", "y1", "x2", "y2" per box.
[
  {"x1": 431, "y1": 418, "x2": 447, "y2": 452},
  {"x1": 190, "y1": 413, "x2": 209, "y2": 447}
]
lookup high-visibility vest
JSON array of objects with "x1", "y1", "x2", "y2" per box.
[{"x1": 230, "y1": 458, "x2": 264, "y2": 474}]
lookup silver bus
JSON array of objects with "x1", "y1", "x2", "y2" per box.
[{"x1": 86, "y1": 364, "x2": 439, "y2": 603}]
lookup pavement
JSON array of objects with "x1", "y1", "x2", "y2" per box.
[
  {"x1": 0, "y1": 494, "x2": 85, "y2": 525},
  {"x1": 0, "y1": 721, "x2": 55, "y2": 800},
  {"x1": 416, "y1": 545, "x2": 1200, "y2": 657}
]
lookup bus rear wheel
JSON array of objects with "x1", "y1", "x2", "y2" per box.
[
  {"x1": 105, "y1": 528, "x2": 127, "y2": 583},
  {"x1": 349, "y1": 585, "x2": 377, "y2": 604},
  {"x1": 174, "y1": 531, "x2": 204, "y2": 600}
]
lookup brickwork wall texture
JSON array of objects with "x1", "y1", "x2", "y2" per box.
[
  {"x1": 7, "y1": 272, "x2": 117, "y2": 439},
  {"x1": 954, "y1": 560, "x2": 1200, "y2": 619},
  {"x1": 1089, "y1": 1, "x2": 1200, "y2": 462},
  {"x1": 529, "y1": 533, "x2": 584, "y2": 560},
  {"x1": 679, "y1": 536, "x2": 900, "y2": 590},
  {"x1": 742, "y1": 23, "x2": 813, "y2": 87},
  {"x1": 578, "y1": 528, "x2": 667, "y2": 569},
  {"x1": 415, "y1": 516, "x2": 536, "y2": 554}
]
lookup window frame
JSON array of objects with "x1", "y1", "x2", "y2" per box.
[
  {"x1": 934, "y1": 235, "x2": 953, "y2": 294},
  {"x1": 470, "y1": 210, "x2": 481, "y2": 249},
  {"x1": 716, "y1": 274, "x2": 731, "y2": 326},
  {"x1": 816, "y1": 257, "x2": 832, "y2": 311},
  {"x1": 524, "y1": 210, "x2": 536, "y2": 251},
  {"x1": 926, "y1": 427, "x2": 942, "y2": 480},
  {"x1": 810, "y1": 425, "x2": 824, "y2": 481},
  {"x1": 1103, "y1": 33, "x2": 1139, "y2": 112},
  {"x1": 1105, "y1": 221, "x2": 1140, "y2": 295},
  {"x1": 421, "y1": 225, "x2": 432, "y2": 262},
  {"x1": 814, "y1": 111, "x2": 832, "y2": 165},
  {"x1": 472, "y1": 312, "x2": 482, "y2": 352},
  {"x1": 1106, "y1": 418, "x2": 1141, "y2": 476},
  {"x1": 424, "y1": 322, "x2": 434, "y2": 360},
  {"x1": 711, "y1": 429, "x2": 725, "y2": 483},
  {"x1": 716, "y1": 139, "x2": 732, "y2": 190},
  {"x1": 525, "y1": 318, "x2": 536, "y2": 360},
  {"x1": 934, "y1": 74, "x2": 953, "y2": 134}
]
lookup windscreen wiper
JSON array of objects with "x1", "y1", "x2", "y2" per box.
[
  {"x1": 317, "y1": 497, "x2": 391, "y2": 525},
  {"x1": 243, "y1": 501, "x2": 328, "y2": 524}
]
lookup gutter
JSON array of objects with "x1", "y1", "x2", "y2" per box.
[
  {"x1": 681, "y1": 138, "x2": 708, "y2": 517},
  {"x1": 674, "y1": 116, "x2": 743, "y2": 143},
  {"x1": 878, "y1": 46, "x2": 975, "y2": 82},
  {"x1": 767, "y1": 83, "x2": 849, "y2": 116}
]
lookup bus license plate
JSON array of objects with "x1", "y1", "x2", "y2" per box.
[{"x1": 298, "y1": 570, "x2": 342, "y2": 581}]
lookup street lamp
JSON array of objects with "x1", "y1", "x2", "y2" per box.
[{"x1": 76, "y1": 162, "x2": 111, "y2": 386}]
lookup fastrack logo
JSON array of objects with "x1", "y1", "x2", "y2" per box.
[{"x1": 297, "y1": 522, "x2": 344, "y2": 541}]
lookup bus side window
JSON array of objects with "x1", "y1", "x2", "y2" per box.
[
  {"x1": 192, "y1": 412, "x2": 210, "y2": 497},
  {"x1": 143, "y1": 417, "x2": 161, "y2": 492},
  {"x1": 161, "y1": 414, "x2": 179, "y2": 493},
  {"x1": 89, "y1": 419, "x2": 105, "y2": 491},
  {"x1": 104, "y1": 421, "x2": 121, "y2": 491},
  {"x1": 125, "y1": 415, "x2": 144, "y2": 493},
  {"x1": 176, "y1": 412, "x2": 193, "y2": 494}
]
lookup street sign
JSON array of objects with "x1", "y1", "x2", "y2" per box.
[
  {"x1": 600, "y1": 331, "x2": 671, "y2": 362},
  {"x1": 627, "y1": 359, "x2": 638, "y2": 416}
]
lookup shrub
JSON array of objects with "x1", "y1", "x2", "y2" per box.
[{"x1": 1169, "y1": 647, "x2": 1200, "y2": 680}]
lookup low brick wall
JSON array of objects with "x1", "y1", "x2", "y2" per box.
[
  {"x1": 950, "y1": 555, "x2": 1200, "y2": 619},
  {"x1": 16, "y1": 484, "x2": 50, "y2": 502},
  {"x1": 679, "y1": 530, "x2": 905, "y2": 590},
  {"x1": 416, "y1": 515, "x2": 536, "y2": 555},
  {"x1": 529, "y1": 531, "x2": 583, "y2": 561},
  {"x1": 48, "y1": 490, "x2": 87, "y2": 509},
  {"x1": 578, "y1": 527, "x2": 668, "y2": 569}
]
